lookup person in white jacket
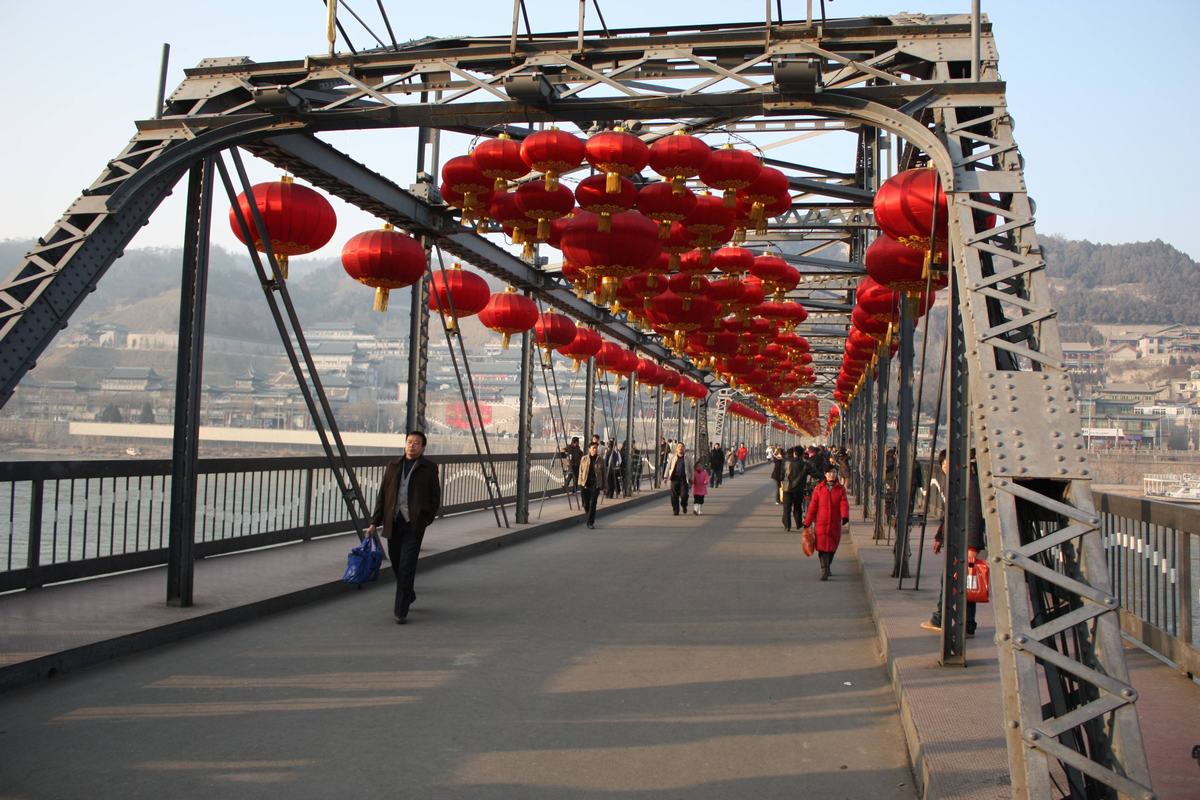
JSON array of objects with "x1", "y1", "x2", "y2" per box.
[{"x1": 662, "y1": 442, "x2": 694, "y2": 515}]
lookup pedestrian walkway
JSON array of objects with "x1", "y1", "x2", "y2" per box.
[
  {"x1": 0, "y1": 471, "x2": 916, "y2": 799},
  {"x1": 0, "y1": 487, "x2": 661, "y2": 690},
  {"x1": 2, "y1": 469, "x2": 1196, "y2": 798}
]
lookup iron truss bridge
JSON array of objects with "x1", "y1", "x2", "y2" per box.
[{"x1": 0, "y1": 9, "x2": 1155, "y2": 799}]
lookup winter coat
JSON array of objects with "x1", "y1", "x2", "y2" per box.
[
  {"x1": 692, "y1": 468, "x2": 710, "y2": 496},
  {"x1": 804, "y1": 479, "x2": 849, "y2": 553},
  {"x1": 736, "y1": 445, "x2": 748, "y2": 462},
  {"x1": 770, "y1": 457, "x2": 786, "y2": 482},
  {"x1": 578, "y1": 453, "x2": 608, "y2": 491},
  {"x1": 663, "y1": 451, "x2": 694, "y2": 484},
  {"x1": 370, "y1": 457, "x2": 442, "y2": 537}
]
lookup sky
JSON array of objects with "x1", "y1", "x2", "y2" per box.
[{"x1": 2, "y1": 0, "x2": 1198, "y2": 265}]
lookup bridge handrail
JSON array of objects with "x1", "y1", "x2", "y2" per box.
[
  {"x1": 1094, "y1": 490, "x2": 1199, "y2": 677},
  {"x1": 0, "y1": 452, "x2": 570, "y2": 591}
]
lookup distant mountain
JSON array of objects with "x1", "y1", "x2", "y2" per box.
[{"x1": 1042, "y1": 236, "x2": 1200, "y2": 325}]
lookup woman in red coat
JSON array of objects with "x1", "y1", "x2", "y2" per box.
[{"x1": 804, "y1": 465, "x2": 850, "y2": 581}]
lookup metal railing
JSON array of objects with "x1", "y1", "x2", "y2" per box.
[
  {"x1": 1095, "y1": 490, "x2": 1199, "y2": 677},
  {"x1": 0, "y1": 452, "x2": 569, "y2": 591}
]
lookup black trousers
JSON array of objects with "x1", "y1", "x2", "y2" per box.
[
  {"x1": 782, "y1": 491, "x2": 804, "y2": 530},
  {"x1": 670, "y1": 478, "x2": 689, "y2": 514},
  {"x1": 388, "y1": 516, "x2": 426, "y2": 618},
  {"x1": 580, "y1": 485, "x2": 601, "y2": 526}
]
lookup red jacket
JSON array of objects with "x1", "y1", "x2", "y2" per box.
[{"x1": 804, "y1": 479, "x2": 849, "y2": 552}]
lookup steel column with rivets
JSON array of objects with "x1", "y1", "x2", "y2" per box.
[
  {"x1": 515, "y1": 298, "x2": 534, "y2": 523},
  {"x1": 892, "y1": 295, "x2": 915, "y2": 579}
]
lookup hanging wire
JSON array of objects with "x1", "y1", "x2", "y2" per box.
[
  {"x1": 897, "y1": 171, "x2": 944, "y2": 590},
  {"x1": 338, "y1": 0, "x2": 387, "y2": 48},
  {"x1": 430, "y1": 247, "x2": 509, "y2": 528},
  {"x1": 373, "y1": 0, "x2": 399, "y2": 49},
  {"x1": 912, "y1": 311, "x2": 950, "y2": 591}
]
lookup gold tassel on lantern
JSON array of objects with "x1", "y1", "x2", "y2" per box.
[
  {"x1": 606, "y1": 171, "x2": 620, "y2": 194},
  {"x1": 500, "y1": 332, "x2": 512, "y2": 349},
  {"x1": 598, "y1": 213, "x2": 612, "y2": 233},
  {"x1": 373, "y1": 287, "x2": 390, "y2": 312},
  {"x1": 537, "y1": 218, "x2": 550, "y2": 240},
  {"x1": 274, "y1": 254, "x2": 289, "y2": 280}
]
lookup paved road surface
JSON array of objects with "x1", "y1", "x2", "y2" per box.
[{"x1": 0, "y1": 477, "x2": 916, "y2": 799}]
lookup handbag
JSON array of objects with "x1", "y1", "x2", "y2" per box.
[
  {"x1": 966, "y1": 555, "x2": 990, "y2": 603},
  {"x1": 802, "y1": 526, "x2": 816, "y2": 557},
  {"x1": 342, "y1": 533, "x2": 384, "y2": 585}
]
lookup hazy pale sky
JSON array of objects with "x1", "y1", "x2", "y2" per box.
[{"x1": 2, "y1": 0, "x2": 1197, "y2": 263}]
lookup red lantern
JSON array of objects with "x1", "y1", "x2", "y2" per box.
[
  {"x1": 340, "y1": 224, "x2": 426, "y2": 312},
  {"x1": 865, "y1": 234, "x2": 945, "y2": 294},
  {"x1": 560, "y1": 210, "x2": 662, "y2": 304},
  {"x1": 596, "y1": 341, "x2": 637, "y2": 382},
  {"x1": 648, "y1": 131, "x2": 711, "y2": 192},
  {"x1": 515, "y1": 181, "x2": 575, "y2": 241},
  {"x1": 667, "y1": 271, "x2": 710, "y2": 305},
  {"x1": 441, "y1": 156, "x2": 493, "y2": 228},
  {"x1": 874, "y1": 168, "x2": 947, "y2": 249},
  {"x1": 636, "y1": 358, "x2": 664, "y2": 388},
  {"x1": 737, "y1": 166, "x2": 789, "y2": 233},
  {"x1": 620, "y1": 272, "x2": 666, "y2": 311},
  {"x1": 429, "y1": 264, "x2": 490, "y2": 333},
  {"x1": 757, "y1": 301, "x2": 808, "y2": 328},
  {"x1": 521, "y1": 128, "x2": 585, "y2": 190},
  {"x1": 533, "y1": 309, "x2": 578, "y2": 354},
  {"x1": 706, "y1": 277, "x2": 746, "y2": 310},
  {"x1": 649, "y1": 290, "x2": 719, "y2": 350},
  {"x1": 488, "y1": 191, "x2": 538, "y2": 253},
  {"x1": 478, "y1": 287, "x2": 539, "y2": 349},
  {"x1": 683, "y1": 193, "x2": 736, "y2": 253},
  {"x1": 699, "y1": 145, "x2": 762, "y2": 206},
  {"x1": 575, "y1": 174, "x2": 637, "y2": 232},
  {"x1": 560, "y1": 326, "x2": 603, "y2": 370},
  {"x1": 750, "y1": 254, "x2": 800, "y2": 299},
  {"x1": 710, "y1": 246, "x2": 755, "y2": 276},
  {"x1": 856, "y1": 276, "x2": 899, "y2": 321},
  {"x1": 586, "y1": 128, "x2": 650, "y2": 193},
  {"x1": 638, "y1": 182, "x2": 697, "y2": 238},
  {"x1": 851, "y1": 306, "x2": 891, "y2": 342},
  {"x1": 472, "y1": 132, "x2": 528, "y2": 192},
  {"x1": 230, "y1": 176, "x2": 336, "y2": 279}
]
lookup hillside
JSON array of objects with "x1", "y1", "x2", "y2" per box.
[{"x1": 1042, "y1": 236, "x2": 1200, "y2": 324}]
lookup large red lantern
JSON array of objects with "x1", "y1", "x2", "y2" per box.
[
  {"x1": 683, "y1": 193, "x2": 736, "y2": 254},
  {"x1": 636, "y1": 358, "x2": 665, "y2": 388},
  {"x1": 586, "y1": 128, "x2": 650, "y2": 193},
  {"x1": 851, "y1": 306, "x2": 891, "y2": 342},
  {"x1": 856, "y1": 276, "x2": 900, "y2": 321},
  {"x1": 559, "y1": 326, "x2": 603, "y2": 370},
  {"x1": 648, "y1": 131, "x2": 711, "y2": 192},
  {"x1": 230, "y1": 176, "x2": 336, "y2": 279},
  {"x1": 595, "y1": 341, "x2": 637, "y2": 382},
  {"x1": 575, "y1": 174, "x2": 637, "y2": 232},
  {"x1": 429, "y1": 263, "x2": 490, "y2": 333},
  {"x1": 340, "y1": 224, "x2": 426, "y2": 312},
  {"x1": 649, "y1": 290, "x2": 719, "y2": 350},
  {"x1": 699, "y1": 145, "x2": 762, "y2": 206},
  {"x1": 709, "y1": 246, "x2": 755, "y2": 276},
  {"x1": 706, "y1": 277, "x2": 746, "y2": 310},
  {"x1": 441, "y1": 156, "x2": 493, "y2": 229},
  {"x1": 560, "y1": 210, "x2": 662, "y2": 304},
  {"x1": 472, "y1": 132, "x2": 528, "y2": 192},
  {"x1": 638, "y1": 182, "x2": 697, "y2": 238},
  {"x1": 874, "y1": 168, "x2": 947, "y2": 249},
  {"x1": 521, "y1": 128, "x2": 585, "y2": 190},
  {"x1": 865, "y1": 234, "x2": 946, "y2": 294},
  {"x1": 750, "y1": 254, "x2": 800, "y2": 299},
  {"x1": 737, "y1": 166, "x2": 789, "y2": 233},
  {"x1": 488, "y1": 191, "x2": 538, "y2": 253},
  {"x1": 478, "y1": 287, "x2": 539, "y2": 349},
  {"x1": 757, "y1": 301, "x2": 808, "y2": 329},
  {"x1": 533, "y1": 309, "x2": 578, "y2": 356},
  {"x1": 515, "y1": 181, "x2": 575, "y2": 241}
]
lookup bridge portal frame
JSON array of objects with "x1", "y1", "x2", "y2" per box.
[{"x1": 0, "y1": 13, "x2": 1153, "y2": 799}]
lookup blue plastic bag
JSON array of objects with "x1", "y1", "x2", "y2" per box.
[{"x1": 342, "y1": 533, "x2": 384, "y2": 585}]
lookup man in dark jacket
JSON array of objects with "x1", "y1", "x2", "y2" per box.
[
  {"x1": 564, "y1": 437, "x2": 584, "y2": 490},
  {"x1": 577, "y1": 441, "x2": 605, "y2": 528},
  {"x1": 368, "y1": 431, "x2": 442, "y2": 625}
]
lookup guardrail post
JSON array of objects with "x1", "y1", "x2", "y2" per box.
[
  {"x1": 1179, "y1": 532, "x2": 1193, "y2": 653},
  {"x1": 515, "y1": 315, "x2": 534, "y2": 524},
  {"x1": 25, "y1": 480, "x2": 43, "y2": 588},
  {"x1": 302, "y1": 467, "x2": 314, "y2": 538}
]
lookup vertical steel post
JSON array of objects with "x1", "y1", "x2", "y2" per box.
[
  {"x1": 167, "y1": 157, "x2": 213, "y2": 608},
  {"x1": 583, "y1": 357, "x2": 596, "y2": 443},
  {"x1": 154, "y1": 44, "x2": 170, "y2": 119},
  {"x1": 406, "y1": 255, "x2": 430, "y2": 433},
  {"x1": 623, "y1": 374, "x2": 636, "y2": 496},
  {"x1": 862, "y1": 374, "x2": 874, "y2": 515},
  {"x1": 940, "y1": 269, "x2": 970, "y2": 665},
  {"x1": 892, "y1": 296, "x2": 916, "y2": 578},
  {"x1": 653, "y1": 387, "x2": 664, "y2": 488},
  {"x1": 676, "y1": 392, "x2": 684, "y2": 442},
  {"x1": 515, "y1": 309, "x2": 534, "y2": 523},
  {"x1": 873, "y1": 348, "x2": 890, "y2": 540}
]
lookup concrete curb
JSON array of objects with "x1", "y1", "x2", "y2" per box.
[{"x1": 0, "y1": 489, "x2": 668, "y2": 694}]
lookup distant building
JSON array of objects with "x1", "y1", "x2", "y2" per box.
[
  {"x1": 100, "y1": 367, "x2": 164, "y2": 392},
  {"x1": 1062, "y1": 342, "x2": 1104, "y2": 379}
]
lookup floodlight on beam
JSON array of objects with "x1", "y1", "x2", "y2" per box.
[
  {"x1": 772, "y1": 58, "x2": 823, "y2": 96},
  {"x1": 504, "y1": 72, "x2": 557, "y2": 106}
]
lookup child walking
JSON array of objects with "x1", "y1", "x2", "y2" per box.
[{"x1": 691, "y1": 462, "x2": 710, "y2": 515}]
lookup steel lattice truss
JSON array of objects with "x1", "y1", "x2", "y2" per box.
[{"x1": 0, "y1": 12, "x2": 1153, "y2": 798}]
